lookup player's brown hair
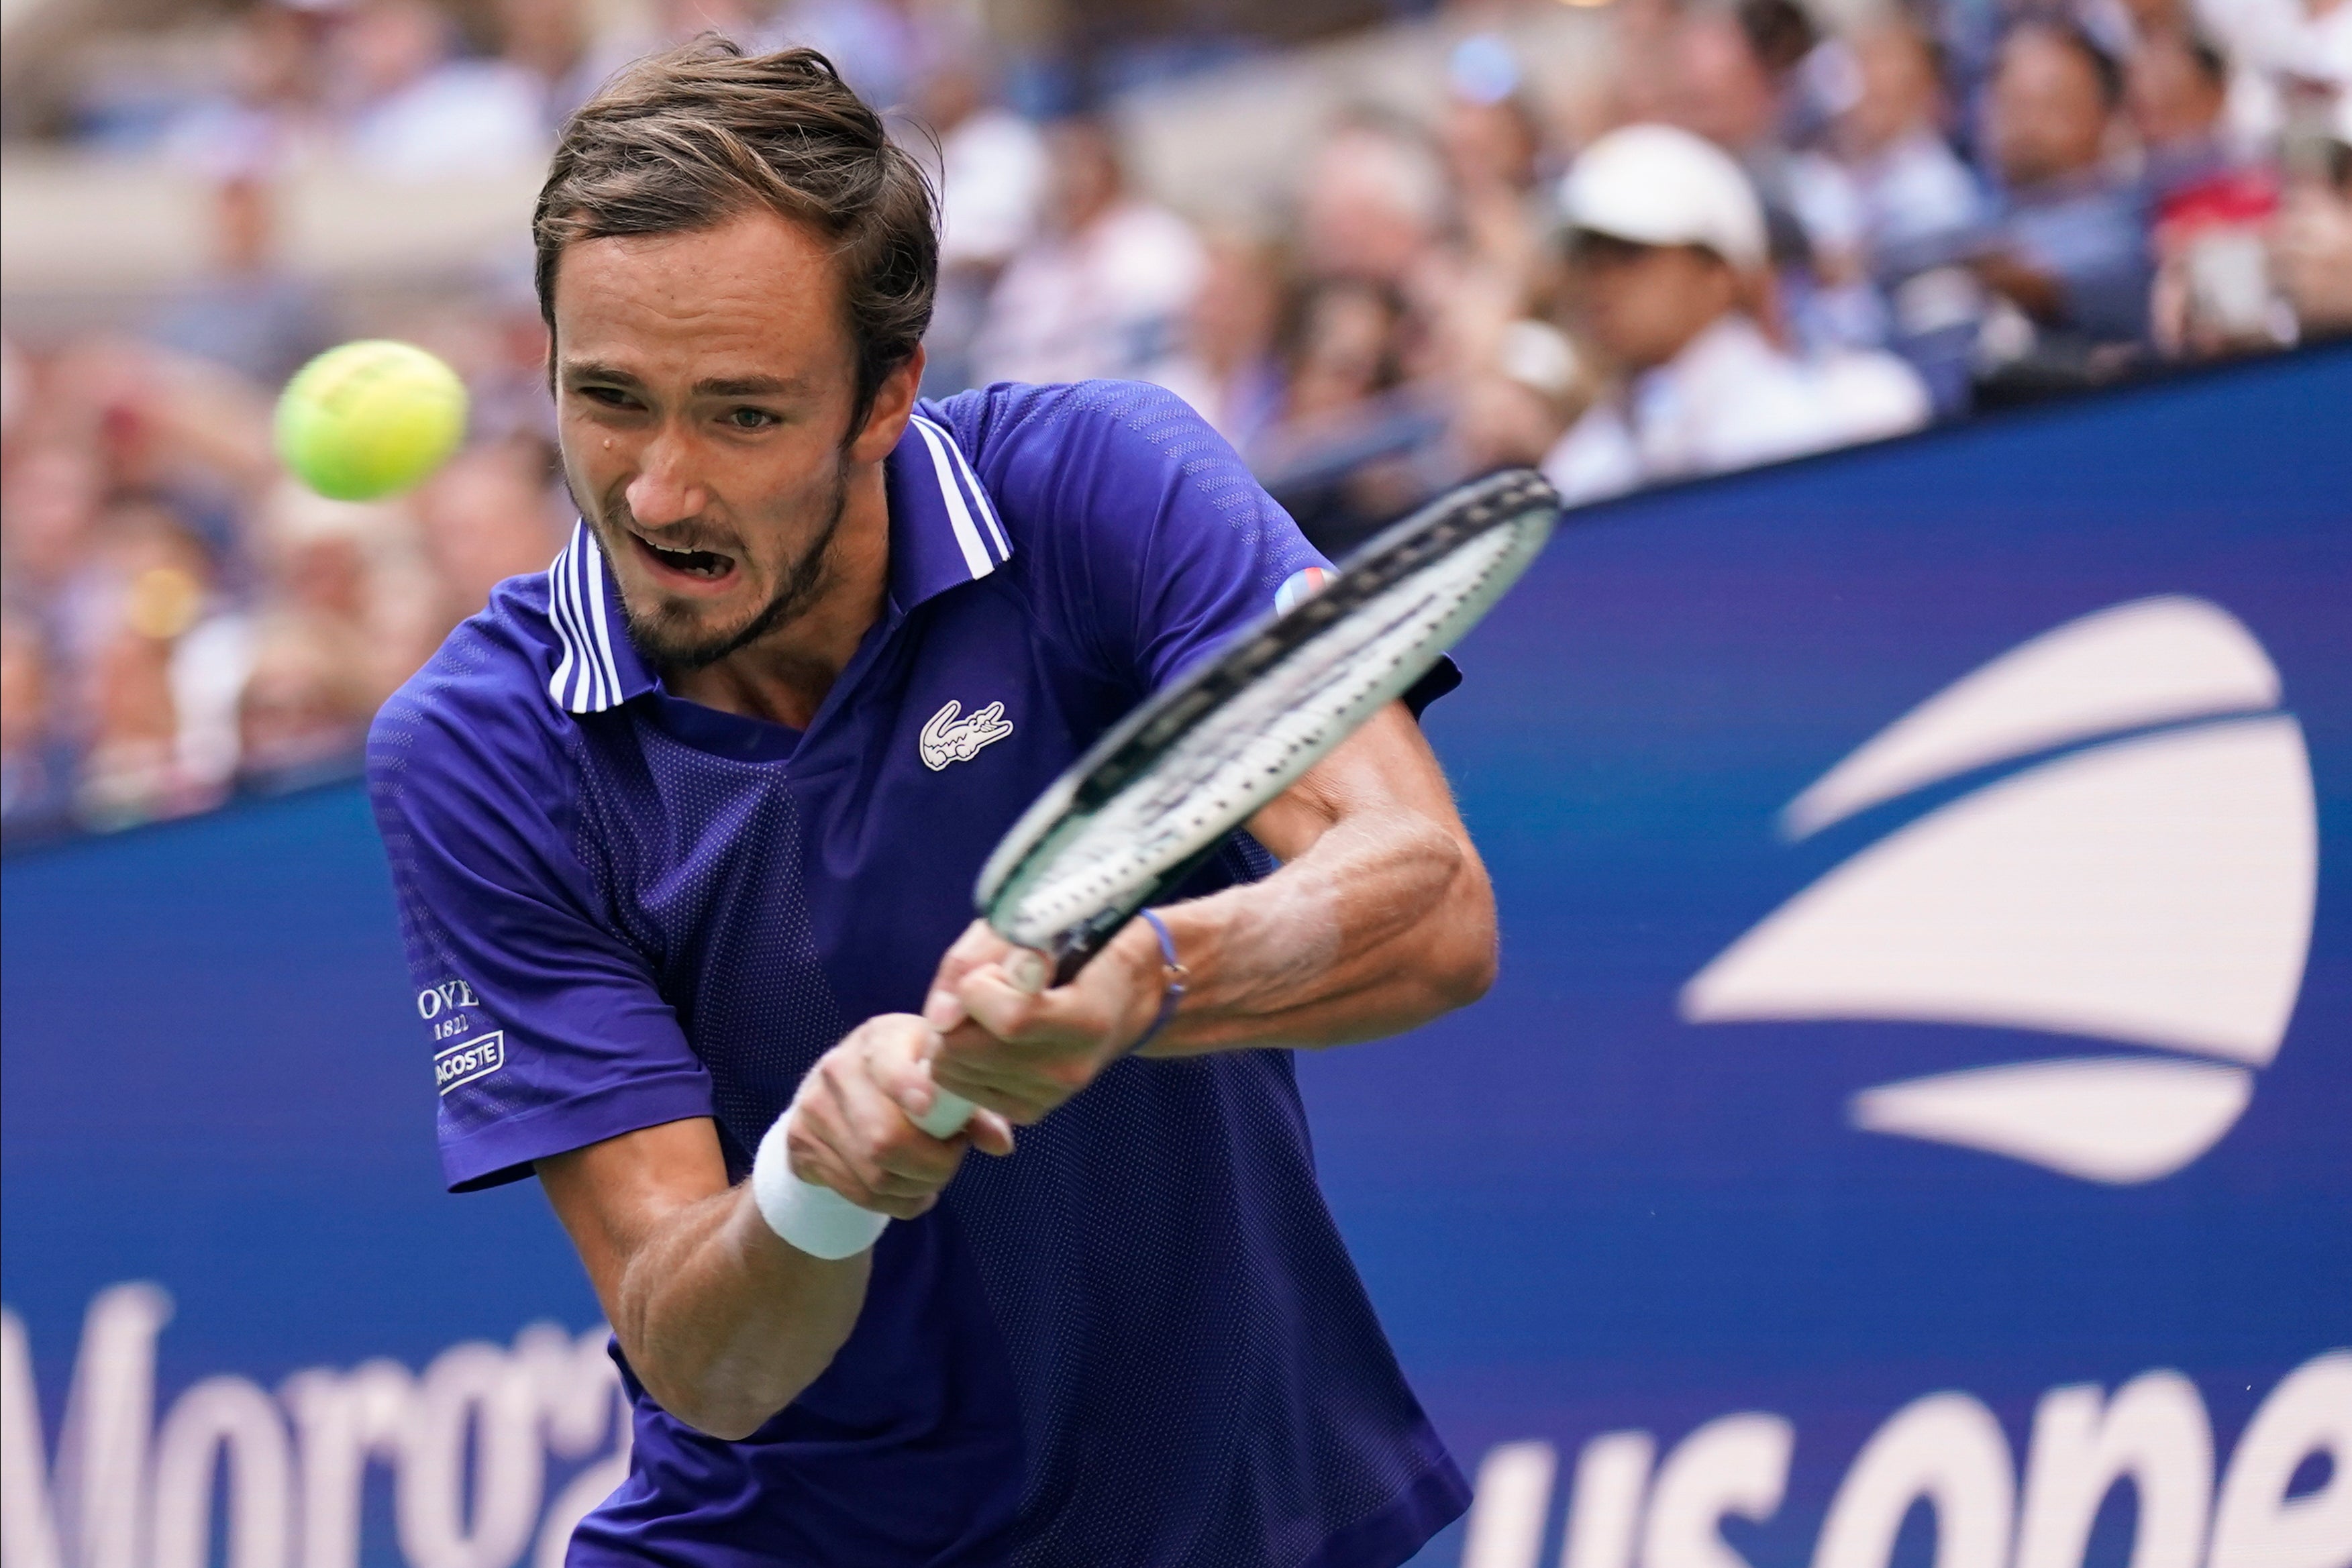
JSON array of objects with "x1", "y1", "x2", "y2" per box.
[{"x1": 533, "y1": 39, "x2": 938, "y2": 437}]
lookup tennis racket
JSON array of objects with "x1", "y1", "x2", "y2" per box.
[{"x1": 758, "y1": 467, "x2": 1562, "y2": 1256}]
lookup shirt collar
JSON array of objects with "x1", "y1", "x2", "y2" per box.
[
  {"x1": 542, "y1": 409, "x2": 1013, "y2": 717},
  {"x1": 544, "y1": 518, "x2": 654, "y2": 715},
  {"x1": 884, "y1": 409, "x2": 1015, "y2": 610}
]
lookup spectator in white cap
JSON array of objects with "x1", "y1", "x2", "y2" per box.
[{"x1": 1542, "y1": 123, "x2": 1930, "y2": 503}]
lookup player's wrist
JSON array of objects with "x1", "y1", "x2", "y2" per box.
[
  {"x1": 1119, "y1": 910, "x2": 1189, "y2": 1055},
  {"x1": 752, "y1": 1106, "x2": 889, "y2": 1261}
]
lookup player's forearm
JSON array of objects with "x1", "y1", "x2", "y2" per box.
[
  {"x1": 1143, "y1": 804, "x2": 1495, "y2": 1054},
  {"x1": 540, "y1": 1123, "x2": 872, "y2": 1442},
  {"x1": 610, "y1": 1187, "x2": 870, "y2": 1439}
]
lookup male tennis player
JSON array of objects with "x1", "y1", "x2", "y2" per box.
[{"x1": 369, "y1": 40, "x2": 1496, "y2": 1568}]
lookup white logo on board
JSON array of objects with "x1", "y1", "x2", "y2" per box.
[
  {"x1": 919, "y1": 699, "x2": 1015, "y2": 772},
  {"x1": 1680, "y1": 596, "x2": 2318, "y2": 1184}
]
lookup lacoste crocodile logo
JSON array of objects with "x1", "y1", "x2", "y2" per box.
[{"x1": 919, "y1": 699, "x2": 1015, "y2": 772}]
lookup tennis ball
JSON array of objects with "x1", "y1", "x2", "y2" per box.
[{"x1": 274, "y1": 339, "x2": 468, "y2": 502}]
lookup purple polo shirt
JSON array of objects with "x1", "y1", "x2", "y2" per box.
[{"x1": 366, "y1": 380, "x2": 1468, "y2": 1568}]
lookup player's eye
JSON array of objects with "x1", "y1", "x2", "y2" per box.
[
  {"x1": 576, "y1": 385, "x2": 640, "y2": 410},
  {"x1": 724, "y1": 407, "x2": 781, "y2": 431}
]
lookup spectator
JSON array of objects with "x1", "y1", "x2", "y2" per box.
[
  {"x1": 496, "y1": 0, "x2": 619, "y2": 130},
  {"x1": 2, "y1": 441, "x2": 105, "y2": 610},
  {"x1": 71, "y1": 505, "x2": 246, "y2": 829},
  {"x1": 260, "y1": 484, "x2": 443, "y2": 709},
  {"x1": 236, "y1": 611, "x2": 378, "y2": 792},
  {"x1": 1441, "y1": 37, "x2": 1553, "y2": 307},
  {"x1": 1249, "y1": 275, "x2": 1431, "y2": 537},
  {"x1": 1164, "y1": 233, "x2": 1288, "y2": 456},
  {"x1": 1296, "y1": 114, "x2": 1453, "y2": 291},
  {"x1": 915, "y1": 49, "x2": 1047, "y2": 394},
  {"x1": 2131, "y1": 28, "x2": 2244, "y2": 195},
  {"x1": 764, "y1": 0, "x2": 932, "y2": 113},
  {"x1": 1544, "y1": 124, "x2": 1930, "y2": 501},
  {"x1": 974, "y1": 116, "x2": 1206, "y2": 388},
  {"x1": 1832, "y1": 19, "x2": 1991, "y2": 409},
  {"x1": 1, "y1": 617, "x2": 72, "y2": 836},
  {"x1": 1973, "y1": 22, "x2": 2154, "y2": 388},
  {"x1": 1837, "y1": 21, "x2": 1988, "y2": 264},
  {"x1": 1670, "y1": 3, "x2": 1841, "y2": 263},
  {"x1": 332, "y1": 0, "x2": 548, "y2": 178},
  {"x1": 148, "y1": 174, "x2": 330, "y2": 387},
  {"x1": 2269, "y1": 99, "x2": 2352, "y2": 335},
  {"x1": 1672, "y1": 1, "x2": 1896, "y2": 358},
  {"x1": 2137, "y1": 29, "x2": 2288, "y2": 355},
  {"x1": 161, "y1": 1, "x2": 335, "y2": 172},
  {"x1": 2193, "y1": 0, "x2": 2352, "y2": 150},
  {"x1": 413, "y1": 440, "x2": 570, "y2": 625},
  {"x1": 1448, "y1": 319, "x2": 1596, "y2": 479}
]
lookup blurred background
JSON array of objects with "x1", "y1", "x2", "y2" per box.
[
  {"x1": 3, "y1": 0, "x2": 2348, "y2": 845},
  {"x1": 3, "y1": 5, "x2": 2349, "y2": 1568}
]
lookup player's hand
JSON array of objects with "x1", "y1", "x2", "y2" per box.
[
  {"x1": 921, "y1": 921, "x2": 1166, "y2": 1125},
  {"x1": 784, "y1": 1014, "x2": 1015, "y2": 1218}
]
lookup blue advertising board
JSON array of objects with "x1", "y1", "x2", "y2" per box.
[{"x1": 5, "y1": 348, "x2": 2348, "y2": 1568}]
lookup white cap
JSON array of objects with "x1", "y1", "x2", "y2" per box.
[{"x1": 1560, "y1": 123, "x2": 1768, "y2": 270}]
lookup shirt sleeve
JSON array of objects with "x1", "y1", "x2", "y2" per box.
[{"x1": 368, "y1": 666, "x2": 715, "y2": 1192}]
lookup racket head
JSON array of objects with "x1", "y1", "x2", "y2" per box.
[{"x1": 976, "y1": 466, "x2": 1560, "y2": 980}]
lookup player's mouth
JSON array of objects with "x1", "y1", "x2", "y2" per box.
[{"x1": 629, "y1": 530, "x2": 739, "y2": 588}]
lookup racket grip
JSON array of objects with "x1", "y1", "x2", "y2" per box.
[{"x1": 912, "y1": 1087, "x2": 978, "y2": 1139}]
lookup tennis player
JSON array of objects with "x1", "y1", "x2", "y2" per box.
[{"x1": 369, "y1": 40, "x2": 1497, "y2": 1568}]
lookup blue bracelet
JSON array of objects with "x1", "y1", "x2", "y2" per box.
[{"x1": 1130, "y1": 909, "x2": 1188, "y2": 1053}]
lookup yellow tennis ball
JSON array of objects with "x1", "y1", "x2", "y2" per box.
[{"x1": 274, "y1": 340, "x2": 468, "y2": 502}]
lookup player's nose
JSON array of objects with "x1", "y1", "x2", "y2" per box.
[{"x1": 624, "y1": 429, "x2": 709, "y2": 529}]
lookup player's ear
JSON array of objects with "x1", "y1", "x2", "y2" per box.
[{"x1": 846, "y1": 346, "x2": 925, "y2": 465}]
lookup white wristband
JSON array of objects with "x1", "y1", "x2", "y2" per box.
[{"x1": 751, "y1": 1110, "x2": 889, "y2": 1261}]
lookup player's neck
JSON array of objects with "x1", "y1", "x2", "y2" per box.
[{"x1": 664, "y1": 466, "x2": 892, "y2": 732}]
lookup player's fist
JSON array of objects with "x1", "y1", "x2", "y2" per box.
[
  {"x1": 922, "y1": 920, "x2": 1167, "y2": 1125},
  {"x1": 783, "y1": 1014, "x2": 1014, "y2": 1219}
]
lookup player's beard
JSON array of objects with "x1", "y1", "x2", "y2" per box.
[{"x1": 591, "y1": 456, "x2": 852, "y2": 673}]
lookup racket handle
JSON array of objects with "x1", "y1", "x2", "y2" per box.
[
  {"x1": 912, "y1": 1086, "x2": 978, "y2": 1139},
  {"x1": 754, "y1": 947, "x2": 1028, "y2": 1257}
]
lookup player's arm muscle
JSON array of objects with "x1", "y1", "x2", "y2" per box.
[
  {"x1": 1161, "y1": 699, "x2": 1496, "y2": 1051},
  {"x1": 535, "y1": 1117, "x2": 869, "y2": 1441},
  {"x1": 933, "y1": 700, "x2": 1494, "y2": 1117}
]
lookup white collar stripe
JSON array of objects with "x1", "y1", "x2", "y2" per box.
[
  {"x1": 913, "y1": 418, "x2": 998, "y2": 580},
  {"x1": 546, "y1": 540, "x2": 580, "y2": 709},
  {"x1": 922, "y1": 415, "x2": 1011, "y2": 561},
  {"x1": 581, "y1": 535, "x2": 622, "y2": 707},
  {"x1": 558, "y1": 538, "x2": 597, "y2": 712},
  {"x1": 548, "y1": 523, "x2": 617, "y2": 714},
  {"x1": 550, "y1": 535, "x2": 593, "y2": 711}
]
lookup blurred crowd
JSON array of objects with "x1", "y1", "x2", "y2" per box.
[{"x1": 4, "y1": 0, "x2": 2349, "y2": 841}]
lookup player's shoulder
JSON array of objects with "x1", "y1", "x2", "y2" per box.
[
  {"x1": 367, "y1": 570, "x2": 577, "y2": 814},
  {"x1": 921, "y1": 380, "x2": 1272, "y2": 548},
  {"x1": 925, "y1": 380, "x2": 1243, "y2": 495}
]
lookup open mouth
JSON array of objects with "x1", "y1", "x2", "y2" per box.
[{"x1": 631, "y1": 531, "x2": 737, "y2": 584}]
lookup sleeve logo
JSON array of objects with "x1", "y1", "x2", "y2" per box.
[
  {"x1": 1275, "y1": 566, "x2": 1331, "y2": 615},
  {"x1": 415, "y1": 980, "x2": 480, "y2": 1018},
  {"x1": 433, "y1": 1031, "x2": 507, "y2": 1095},
  {"x1": 919, "y1": 699, "x2": 1015, "y2": 771}
]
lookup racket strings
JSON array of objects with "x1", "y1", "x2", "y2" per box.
[{"x1": 996, "y1": 522, "x2": 1541, "y2": 948}]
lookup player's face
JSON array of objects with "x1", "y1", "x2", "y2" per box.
[{"x1": 551, "y1": 209, "x2": 891, "y2": 670}]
